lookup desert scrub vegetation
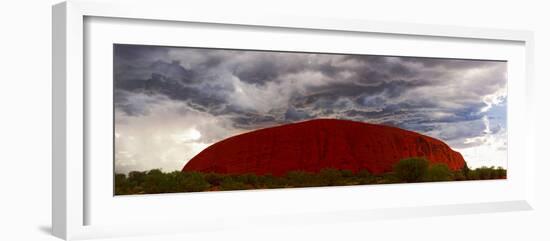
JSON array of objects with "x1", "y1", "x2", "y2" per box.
[{"x1": 115, "y1": 158, "x2": 506, "y2": 195}]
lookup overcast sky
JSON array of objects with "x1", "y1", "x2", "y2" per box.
[{"x1": 114, "y1": 44, "x2": 507, "y2": 174}]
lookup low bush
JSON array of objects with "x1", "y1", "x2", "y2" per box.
[
  {"x1": 319, "y1": 168, "x2": 344, "y2": 186},
  {"x1": 176, "y1": 171, "x2": 210, "y2": 192},
  {"x1": 114, "y1": 160, "x2": 506, "y2": 195},
  {"x1": 286, "y1": 171, "x2": 317, "y2": 187},
  {"x1": 219, "y1": 177, "x2": 247, "y2": 191},
  {"x1": 467, "y1": 166, "x2": 507, "y2": 180},
  {"x1": 423, "y1": 163, "x2": 453, "y2": 182},
  {"x1": 393, "y1": 158, "x2": 429, "y2": 183}
]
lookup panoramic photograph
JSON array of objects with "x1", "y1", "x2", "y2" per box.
[{"x1": 113, "y1": 44, "x2": 508, "y2": 195}]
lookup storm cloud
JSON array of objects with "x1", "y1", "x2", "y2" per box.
[{"x1": 114, "y1": 44, "x2": 507, "y2": 173}]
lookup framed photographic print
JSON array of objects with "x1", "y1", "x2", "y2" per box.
[
  {"x1": 52, "y1": 0, "x2": 535, "y2": 240},
  {"x1": 113, "y1": 44, "x2": 507, "y2": 194}
]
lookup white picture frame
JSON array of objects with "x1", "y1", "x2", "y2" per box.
[{"x1": 52, "y1": 0, "x2": 536, "y2": 240}]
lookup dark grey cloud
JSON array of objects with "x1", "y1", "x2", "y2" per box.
[{"x1": 113, "y1": 44, "x2": 507, "y2": 148}]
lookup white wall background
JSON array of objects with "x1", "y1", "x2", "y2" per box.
[{"x1": 0, "y1": 0, "x2": 548, "y2": 240}]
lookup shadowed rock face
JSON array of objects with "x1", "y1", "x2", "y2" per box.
[{"x1": 182, "y1": 119, "x2": 465, "y2": 176}]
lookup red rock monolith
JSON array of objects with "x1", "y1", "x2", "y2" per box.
[{"x1": 182, "y1": 119, "x2": 465, "y2": 176}]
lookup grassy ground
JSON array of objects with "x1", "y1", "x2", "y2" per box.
[{"x1": 115, "y1": 158, "x2": 506, "y2": 195}]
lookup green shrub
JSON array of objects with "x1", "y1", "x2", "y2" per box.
[
  {"x1": 461, "y1": 163, "x2": 470, "y2": 178},
  {"x1": 340, "y1": 169, "x2": 354, "y2": 178},
  {"x1": 114, "y1": 173, "x2": 128, "y2": 195},
  {"x1": 356, "y1": 169, "x2": 374, "y2": 184},
  {"x1": 176, "y1": 171, "x2": 210, "y2": 192},
  {"x1": 219, "y1": 176, "x2": 247, "y2": 190},
  {"x1": 372, "y1": 172, "x2": 398, "y2": 184},
  {"x1": 256, "y1": 174, "x2": 278, "y2": 188},
  {"x1": 495, "y1": 167, "x2": 507, "y2": 179},
  {"x1": 467, "y1": 169, "x2": 480, "y2": 180},
  {"x1": 466, "y1": 166, "x2": 506, "y2": 180},
  {"x1": 234, "y1": 173, "x2": 259, "y2": 187},
  {"x1": 356, "y1": 169, "x2": 372, "y2": 178},
  {"x1": 128, "y1": 171, "x2": 147, "y2": 186},
  {"x1": 393, "y1": 157, "x2": 429, "y2": 182},
  {"x1": 204, "y1": 172, "x2": 225, "y2": 186},
  {"x1": 286, "y1": 171, "x2": 317, "y2": 187},
  {"x1": 453, "y1": 171, "x2": 466, "y2": 181},
  {"x1": 424, "y1": 163, "x2": 453, "y2": 182},
  {"x1": 476, "y1": 166, "x2": 495, "y2": 180},
  {"x1": 142, "y1": 169, "x2": 175, "y2": 193},
  {"x1": 114, "y1": 162, "x2": 507, "y2": 195},
  {"x1": 319, "y1": 168, "x2": 344, "y2": 186}
]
